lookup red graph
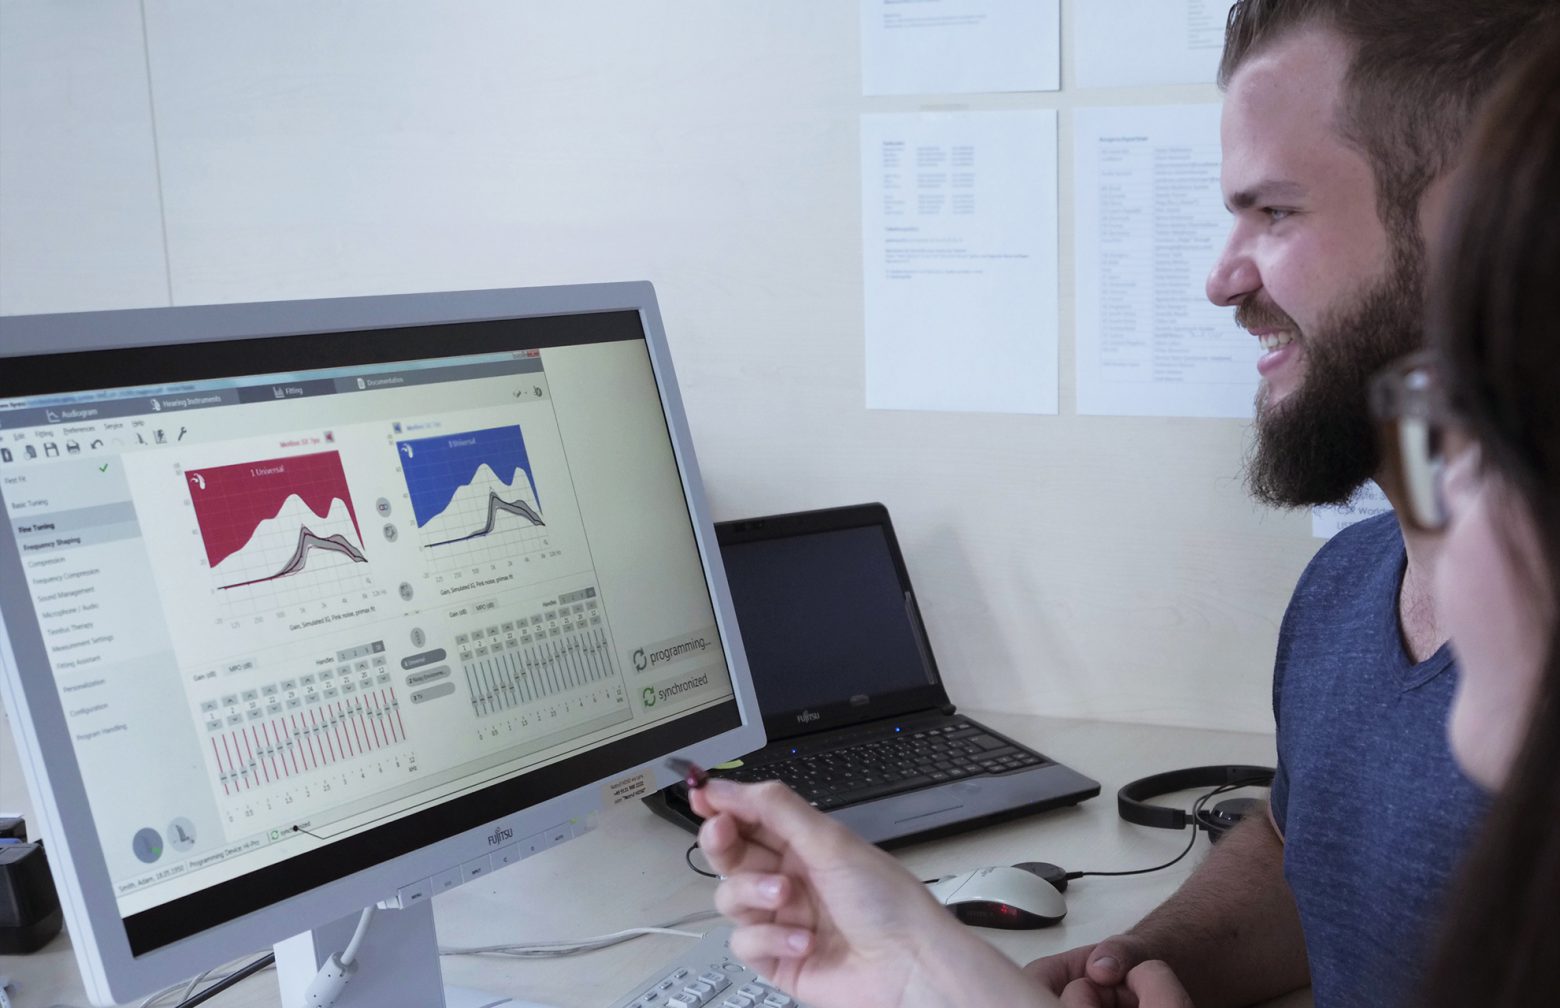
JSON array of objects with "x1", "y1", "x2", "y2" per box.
[{"x1": 187, "y1": 451, "x2": 363, "y2": 568}]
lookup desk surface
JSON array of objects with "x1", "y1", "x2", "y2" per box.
[{"x1": 1, "y1": 712, "x2": 1312, "y2": 1008}]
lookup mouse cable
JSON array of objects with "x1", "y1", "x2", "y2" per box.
[
  {"x1": 1066, "y1": 777, "x2": 1270, "y2": 883},
  {"x1": 439, "y1": 908, "x2": 722, "y2": 959}
]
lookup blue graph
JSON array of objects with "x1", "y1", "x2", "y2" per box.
[{"x1": 396, "y1": 426, "x2": 541, "y2": 531}]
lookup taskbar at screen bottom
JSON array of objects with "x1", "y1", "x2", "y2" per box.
[{"x1": 123, "y1": 699, "x2": 741, "y2": 955}]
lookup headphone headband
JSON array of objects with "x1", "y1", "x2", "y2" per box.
[{"x1": 1116, "y1": 764, "x2": 1276, "y2": 831}]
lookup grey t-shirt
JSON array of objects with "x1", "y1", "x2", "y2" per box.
[{"x1": 1270, "y1": 511, "x2": 1488, "y2": 1008}]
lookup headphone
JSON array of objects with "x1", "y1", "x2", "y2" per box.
[{"x1": 1116, "y1": 764, "x2": 1276, "y2": 842}]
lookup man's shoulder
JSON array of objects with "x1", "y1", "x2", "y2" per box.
[
  {"x1": 1304, "y1": 509, "x2": 1402, "y2": 577},
  {"x1": 1281, "y1": 510, "x2": 1403, "y2": 631}
]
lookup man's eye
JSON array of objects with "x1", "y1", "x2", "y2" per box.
[{"x1": 1265, "y1": 207, "x2": 1294, "y2": 222}]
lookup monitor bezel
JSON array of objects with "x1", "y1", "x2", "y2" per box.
[{"x1": 0, "y1": 282, "x2": 765, "y2": 1003}]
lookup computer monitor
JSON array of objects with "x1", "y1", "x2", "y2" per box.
[{"x1": 0, "y1": 282, "x2": 764, "y2": 1006}]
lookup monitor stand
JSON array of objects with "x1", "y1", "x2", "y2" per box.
[{"x1": 275, "y1": 899, "x2": 559, "y2": 1008}]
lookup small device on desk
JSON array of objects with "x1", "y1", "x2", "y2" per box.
[
  {"x1": 645, "y1": 502, "x2": 1099, "y2": 847},
  {"x1": 0, "y1": 817, "x2": 63, "y2": 954},
  {"x1": 0, "y1": 283, "x2": 765, "y2": 1007}
]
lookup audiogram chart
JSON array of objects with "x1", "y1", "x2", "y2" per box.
[
  {"x1": 396, "y1": 426, "x2": 550, "y2": 564},
  {"x1": 186, "y1": 452, "x2": 370, "y2": 606}
]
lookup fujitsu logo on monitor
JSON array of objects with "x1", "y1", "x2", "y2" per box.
[
  {"x1": 488, "y1": 825, "x2": 514, "y2": 846},
  {"x1": 796, "y1": 709, "x2": 821, "y2": 724}
]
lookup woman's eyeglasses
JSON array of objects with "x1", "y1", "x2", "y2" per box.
[{"x1": 1369, "y1": 352, "x2": 1466, "y2": 533}]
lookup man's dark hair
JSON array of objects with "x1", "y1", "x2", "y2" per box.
[{"x1": 1219, "y1": 0, "x2": 1557, "y2": 243}]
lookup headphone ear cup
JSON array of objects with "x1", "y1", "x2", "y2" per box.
[{"x1": 1195, "y1": 796, "x2": 1266, "y2": 841}]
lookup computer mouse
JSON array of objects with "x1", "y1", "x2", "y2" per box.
[
  {"x1": 924, "y1": 865, "x2": 1067, "y2": 929},
  {"x1": 1010, "y1": 860, "x2": 1070, "y2": 893}
]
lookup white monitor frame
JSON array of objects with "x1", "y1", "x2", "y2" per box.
[{"x1": 0, "y1": 282, "x2": 764, "y2": 1005}]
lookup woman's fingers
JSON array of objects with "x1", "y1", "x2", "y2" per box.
[
  {"x1": 727, "y1": 920, "x2": 815, "y2": 965},
  {"x1": 695, "y1": 780, "x2": 844, "y2": 863},
  {"x1": 714, "y1": 872, "x2": 792, "y2": 920},
  {"x1": 696, "y1": 780, "x2": 844, "y2": 880},
  {"x1": 698, "y1": 808, "x2": 783, "y2": 878}
]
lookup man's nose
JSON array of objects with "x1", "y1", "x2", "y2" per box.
[{"x1": 1206, "y1": 227, "x2": 1259, "y2": 307}]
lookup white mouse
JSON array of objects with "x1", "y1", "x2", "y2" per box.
[{"x1": 925, "y1": 865, "x2": 1067, "y2": 929}]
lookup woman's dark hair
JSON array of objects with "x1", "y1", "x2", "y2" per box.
[{"x1": 1418, "y1": 27, "x2": 1560, "y2": 1008}]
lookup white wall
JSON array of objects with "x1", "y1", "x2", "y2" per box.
[{"x1": 0, "y1": 1, "x2": 1321, "y2": 736}]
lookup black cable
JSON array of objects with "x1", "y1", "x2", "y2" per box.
[
  {"x1": 683, "y1": 777, "x2": 1269, "y2": 887},
  {"x1": 1067, "y1": 776, "x2": 1271, "y2": 882},
  {"x1": 167, "y1": 952, "x2": 275, "y2": 1008},
  {"x1": 685, "y1": 841, "x2": 720, "y2": 879}
]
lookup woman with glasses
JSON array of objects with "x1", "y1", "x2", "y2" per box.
[{"x1": 1373, "y1": 28, "x2": 1560, "y2": 1008}]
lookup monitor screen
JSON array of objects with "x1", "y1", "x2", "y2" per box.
[{"x1": 0, "y1": 283, "x2": 763, "y2": 1005}]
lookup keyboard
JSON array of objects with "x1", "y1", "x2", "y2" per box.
[
  {"x1": 604, "y1": 925, "x2": 814, "y2": 1008},
  {"x1": 712, "y1": 718, "x2": 1051, "y2": 810}
]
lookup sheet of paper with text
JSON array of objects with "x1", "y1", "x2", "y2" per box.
[
  {"x1": 861, "y1": 109, "x2": 1059, "y2": 414},
  {"x1": 1074, "y1": 103, "x2": 1256, "y2": 419},
  {"x1": 860, "y1": 0, "x2": 1060, "y2": 96}
]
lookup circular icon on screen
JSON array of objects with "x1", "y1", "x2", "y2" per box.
[
  {"x1": 168, "y1": 818, "x2": 197, "y2": 852},
  {"x1": 132, "y1": 828, "x2": 164, "y2": 864},
  {"x1": 633, "y1": 648, "x2": 647, "y2": 672},
  {"x1": 642, "y1": 687, "x2": 656, "y2": 707}
]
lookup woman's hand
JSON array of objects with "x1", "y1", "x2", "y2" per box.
[{"x1": 692, "y1": 778, "x2": 1056, "y2": 1008}]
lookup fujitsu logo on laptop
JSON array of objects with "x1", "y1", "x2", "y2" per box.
[
  {"x1": 796, "y1": 709, "x2": 821, "y2": 724},
  {"x1": 488, "y1": 825, "x2": 513, "y2": 846}
]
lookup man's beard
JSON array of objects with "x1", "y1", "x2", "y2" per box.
[{"x1": 1244, "y1": 245, "x2": 1425, "y2": 508}]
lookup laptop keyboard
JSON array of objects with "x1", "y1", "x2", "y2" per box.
[{"x1": 712, "y1": 719, "x2": 1051, "y2": 810}]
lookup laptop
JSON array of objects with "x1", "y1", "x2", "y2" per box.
[{"x1": 645, "y1": 502, "x2": 1099, "y2": 847}]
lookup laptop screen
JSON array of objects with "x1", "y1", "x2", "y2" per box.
[{"x1": 717, "y1": 508, "x2": 946, "y2": 740}]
